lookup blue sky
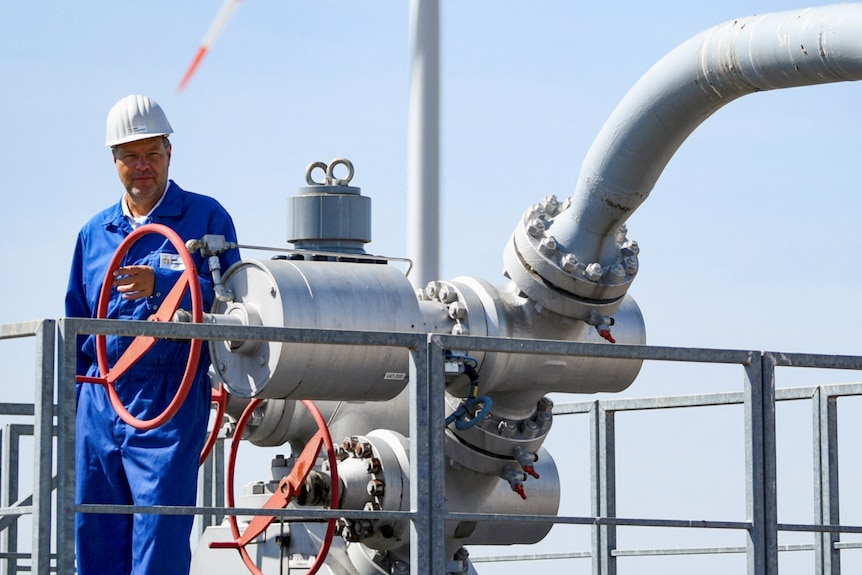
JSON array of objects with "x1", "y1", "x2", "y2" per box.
[{"x1": 2, "y1": 2, "x2": 861, "y2": 573}]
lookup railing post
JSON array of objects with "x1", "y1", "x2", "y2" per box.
[
  {"x1": 813, "y1": 387, "x2": 840, "y2": 575},
  {"x1": 197, "y1": 437, "x2": 226, "y2": 533},
  {"x1": 198, "y1": 449, "x2": 214, "y2": 533},
  {"x1": 1, "y1": 423, "x2": 19, "y2": 575},
  {"x1": 32, "y1": 319, "x2": 55, "y2": 575},
  {"x1": 213, "y1": 438, "x2": 225, "y2": 527},
  {"x1": 0, "y1": 426, "x2": 3, "y2": 575},
  {"x1": 409, "y1": 337, "x2": 447, "y2": 574},
  {"x1": 55, "y1": 319, "x2": 77, "y2": 575},
  {"x1": 590, "y1": 400, "x2": 616, "y2": 575},
  {"x1": 744, "y1": 353, "x2": 778, "y2": 575}
]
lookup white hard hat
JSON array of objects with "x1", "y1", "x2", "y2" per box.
[{"x1": 105, "y1": 94, "x2": 174, "y2": 147}]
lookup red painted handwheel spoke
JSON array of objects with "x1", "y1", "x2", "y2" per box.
[
  {"x1": 152, "y1": 268, "x2": 194, "y2": 323},
  {"x1": 236, "y1": 432, "x2": 325, "y2": 547},
  {"x1": 103, "y1": 335, "x2": 158, "y2": 385}
]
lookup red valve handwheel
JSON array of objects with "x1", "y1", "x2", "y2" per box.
[
  {"x1": 77, "y1": 223, "x2": 204, "y2": 431},
  {"x1": 211, "y1": 399, "x2": 339, "y2": 575}
]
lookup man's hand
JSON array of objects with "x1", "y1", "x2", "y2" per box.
[{"x1": 113, "y1": 265, "x2": 156, "y2": 300}]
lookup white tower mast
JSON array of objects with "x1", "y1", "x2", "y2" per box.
[{"x1": 407, "y1": 0, "x2": 440, "y2": 286}]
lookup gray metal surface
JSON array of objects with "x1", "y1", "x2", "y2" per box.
[
  {"x1": 212, "y1": 258, "x2": 648, "y2": 404},
  {"x1": 425, "y1": 278, "x2": 646, "y2": 405},
  {"x1": 211, "y1": 258, "x2": 424, "y2": 400}
]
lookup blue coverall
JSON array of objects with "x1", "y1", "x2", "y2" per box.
[{"x1": 65, "y1": 181, "x2": 240, "y2": 575}]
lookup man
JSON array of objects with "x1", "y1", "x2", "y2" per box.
[{"x1": 65, "y1": 94, "x2": 241, "y2": 574}]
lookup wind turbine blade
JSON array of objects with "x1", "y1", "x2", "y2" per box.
[{"x1": 177, "y1": 0, "x2": 243, "y2": 93}]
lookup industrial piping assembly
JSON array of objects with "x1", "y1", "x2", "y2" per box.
[{"x1": 186, "y1": 5, "x2": 862, "y2": 574}]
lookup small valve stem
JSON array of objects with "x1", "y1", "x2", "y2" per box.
[
  {"x1": 501, "y1": 465, "x2": 528, "y2": 500},
  {"x1": 208, "y1": 256, "x2": 233, "y2": 302},
  {"x1": 186, "y1": 235, "x2": 238, "y2": 303},
  {"x1": 588, "y1": 310, "x2": 616, "y2": 343},
  {"x1": 513, "y1": 446, "x2": 540, "y2": 479}
]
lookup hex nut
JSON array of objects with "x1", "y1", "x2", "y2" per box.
[
  {"x1": 542, "y1": 195, "x2": 561, "y2": 215},
  {"x1": 452, "y1": 323, "x2": 469, "y2": 336},
  {"x1": 585, "y1": 263, "x2": 603, "y2": 281},
  {"x1": 498, "y1": 420, "x2": 517, "y2": 438},
  {"x1": 438, "y1": 284, "x2": 458, "y2": 304},
  {"x1": 424, "y1": 281, "x2": 440, "y2": 299},
  {"x1": 343, "y1": 436, "x2": 358, "y2": 453},
  {"x1": 448, "y1": 301, "x2": 467, "y2": 320},
  {"x1": 607, "y1": 263, "x2": 626, "y2": 282},
  {"x1": 355, "y1": 442, "x2": 373, "y2": 459},
  {"x1": 366, "y1": 457, "x2": 382, "y2": 474},
  {"x1": 537, "y1": 397, "x2": 554, "y2": 412},
  {"x1": 367, "y1": 479, "x2": 385, "y2": 497},
  {"x1": 526, "y1": 218, "x2": 546, "y2": 238},
  {"x1": 521, "y1": 419, "x2": 540, "y2": 438},
  {"x1": 528, "y1": 204, "x2": 545, "y2": 221},
  {"x1": 538, "y1": 236, "x2": 558, "y2": 257},
  {"x1": 621, "y1": 240, "x2": 640, "y2": 256},
  {"x1": 560, "y1": 253, "x2": 579, "y2": 273}
]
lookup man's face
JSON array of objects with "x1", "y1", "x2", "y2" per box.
[{"x1": 113, "y1": 137, "x2": 171, "y2": 215}]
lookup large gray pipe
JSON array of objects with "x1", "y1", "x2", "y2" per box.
[{"x1": 506, "y1": 4, "x2": 862, "y2": 320}]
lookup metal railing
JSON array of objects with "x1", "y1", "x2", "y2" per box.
[
  {"x1": 0, "y1": 320, "x2": 55, "y2": 575},
  {"x1": 2, "y1": 317, "x2": 862, "y2": 574},
  {"x1": 473, "y1": 378, "x2": 862, "y2": 573}
]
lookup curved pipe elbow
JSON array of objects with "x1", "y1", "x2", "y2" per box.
[
  {"x1": 560, "y1": 4, "x2": 862, "y2": 263},
  {"x1": 506, "y1": 4, "x2": 862, "y2": 318}
]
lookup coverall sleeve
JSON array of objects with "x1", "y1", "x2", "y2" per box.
[{"x1": 65, "y1": 234, "x2": 94, "y2": 377}]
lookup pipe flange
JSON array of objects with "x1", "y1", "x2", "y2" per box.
[
  {"x1": 420, "y1": 279, "x2": 490, "y2": 355},
  {"x1": 443, "y1": 393, "x2": 551, "y2": 476},
  {"x1": 336, "y1": 430, "x2": 410, "y2": 551},
  {"x1": 503, "y1": 233, "x2": 624, "y2": 320},
  {"x1": 508, "y1": 206, "x2": 636, "y2": 302}
]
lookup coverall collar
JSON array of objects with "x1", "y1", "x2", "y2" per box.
[
  {"x1": 99, "y1": 180, "x2": 183, "y2": 231},
  {"x1": 121, "y1": 180, "x2": 170, "y2": 227}
]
